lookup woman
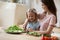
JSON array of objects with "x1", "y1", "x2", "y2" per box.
[
  {"x1": 23, "y1": 0, "x2": 57, "y2": 37},
  {"x1": 35, "y1": 0, "x2": 57, "y2": 40},
  {"x1": 36, "y1": 0, "x2": 57, "y2": 34}
]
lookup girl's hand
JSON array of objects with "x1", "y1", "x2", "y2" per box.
[
  {"x1": 23, "y1": 19, "x2": 28, "y2": 27},
  {"x1": 28, "y1": 28, "x2": 33, "y2": 32},
  {"x1": 23, "y1": 19, "x2": 29, "y2": 30},
  {"x1": 22, "y1": 25, "x2": 26, "y2": 31},
  {"x1": 23, "y1": 24, "x2": 25, "y2": 29}
]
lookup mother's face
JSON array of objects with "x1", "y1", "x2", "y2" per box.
[{"x1": 42, "y1": 3, "x2": 48, "y2": 12}]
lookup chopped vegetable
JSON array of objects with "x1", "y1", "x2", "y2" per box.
[
  {"x1": 27, "y1": 32, "x2": 42, "y2": 37},
  {"x1": 5, "y1": 25, "x2": 24, "y2": 34}
]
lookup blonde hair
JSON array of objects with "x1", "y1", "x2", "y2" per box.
[{"x1": 26, "y1": 8, "x2": 38, "y2": 22}]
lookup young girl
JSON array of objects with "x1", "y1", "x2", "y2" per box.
[{"x1": 23, "y1": 8, "x2": 40, "y2": 32}]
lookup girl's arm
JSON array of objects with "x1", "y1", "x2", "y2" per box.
[
  {"x1": 23, "y1": 19, "x2": 28, "y2": 29},
  {"x1": 35, "y1": 15, "x2": 56, "y2": 34}
]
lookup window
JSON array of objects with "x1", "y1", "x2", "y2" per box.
[
  {"x1": 15, "y1": 0, "x2": 31, "y2": 8},
  {"x1": 14, "y1": 0, "x2": 26, "y2": 4},
  {"x1": 0, "y1": 0, "x2": 31, "y2": 8}
]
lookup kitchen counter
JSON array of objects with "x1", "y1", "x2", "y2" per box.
[
  {"x1": 53, "y1": 27, "x2": 60, "y2": 33},
  {"x1": 0, "y1": 27, "x2": 40, "y2": 40},
  {"x1": 0, "y1": 26, "x2": 60, "y2": 40}
]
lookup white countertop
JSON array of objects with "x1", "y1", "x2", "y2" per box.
[
  {"x1": 0, "y1": 26, "x2": 60, "y2": 40},
  {"x1": 0, "y1": 27, "x2": 40, "y2": 40}
]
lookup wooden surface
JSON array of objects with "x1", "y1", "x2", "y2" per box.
[
  {"x1": 0, "y1": 27, "x2": 41, "y2": 40},
  {"x1": 53, "y1": 27, "x2": 60, "y2": 33},
  {"x1": 0, "y1": 25, "x2": 60, "y2": 40}
]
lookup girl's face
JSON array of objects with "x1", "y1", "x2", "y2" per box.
[
  {"x1": 42, "y1": 3, "x2": 48, "y2": 12},
  {"x1": 27, "y1": 12, "x2": 36, "y2": 22}
]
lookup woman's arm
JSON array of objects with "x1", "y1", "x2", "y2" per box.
[
  {"x1": 35, "y1": 15, "x2": 56, "y2": 34},
  {"x1": 35, "y1": 26, "x2": 53, "y2": 34}
]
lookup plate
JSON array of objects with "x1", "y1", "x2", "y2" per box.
[{"x1": 5, "y1": 30, "x2": 24, "y2": 34}]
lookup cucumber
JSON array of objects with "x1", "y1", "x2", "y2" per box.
[{"x1": 27, "y1": 32, "x2": 42, "y2": 37}]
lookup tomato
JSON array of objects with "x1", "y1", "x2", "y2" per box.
[
  {"x1": 51, "y1": 36, "x2": 58, "y2": 40},
  {"x1": 41, "y1": 36, "x2": 45, "y2": 40},
  {"x1": 41, "y1": 36, "x2": 58, "y2": 40},
  {"x1": 41, "y1": 36, "x2": 52, "y2": 40}
]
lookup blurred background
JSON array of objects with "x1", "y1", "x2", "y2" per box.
[{"x1": 0, "y1": 0, "x2": 60, "y2": 27}]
